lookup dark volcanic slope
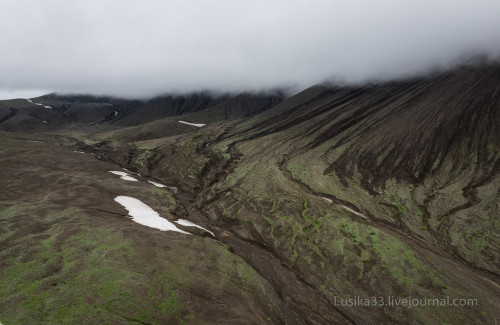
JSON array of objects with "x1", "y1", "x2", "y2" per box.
[
  {"x1": 112, "y1": 92, "x2": 284, "y2": 126},
  {"x1": 112, "y1": 93, "x2": 227, "y2": 126},
  {"x1": 0, "y1": 99, "x2": 67, "y2": 132},
  {"x1": 179, "y1": 92, "x2": 285, "y2": 124},
  {"x1": 0, "y1": 91, "x2": 284, "y2": 132},
  {"x1": 245, "y1": 66, "x2": 500, "y2": 186}
]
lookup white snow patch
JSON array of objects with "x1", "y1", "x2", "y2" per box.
[
  {"x1": 341, "y1": 205, "x2": 369, "y2": 220},
  {"x1": 109, "y1": 170, "x2": 138, "y2": 181},
  {"x1": 114, "y1": 196, "x2": 190, "y2": 234},
  {"x1": 178, "y1": 120, "x2": 206, "y2": 127},
  {"x1": 42, "y1": 120, "x2": 47, "y2": 123},
  {"x1": 121, "y1": 175, "x2": 138, "y2": 181},
  {"x1": 114, "y1": 110, "x2": 118, "y2": 116},
  {"x1": 148, "y1": 180, "x2": 166, "y2": 188},
  {"x1": 73, "y1": 150, "x2": 85, "y2": 153},
  {"x1": 27, "y1": 140, "x2": 43, "y2": 143},
  {"x1": 321, "y1": 196, "x2": 368, "y2": 219},
  {"x1": 109, "y1": 171, "x2": 128, "y2": 176},
  {"x1": 175, "y1": 219, "x2": 214, "y2": 236},
  {"x1": 27, "y1": 98, "x2": 48, "y2": 107}
]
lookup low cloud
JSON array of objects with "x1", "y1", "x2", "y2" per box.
[{"x1": 1, "y1": 0, "x2": 499, "y2": 99}]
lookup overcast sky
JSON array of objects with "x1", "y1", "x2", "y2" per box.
[{"x1": 1, "y1": 0, "x2": 499, "y2": 99}]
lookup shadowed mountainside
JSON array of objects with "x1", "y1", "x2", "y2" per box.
[
  {"x1": 0, "y1": 91, "x2": 285, "y2": 132},
  {"x1": 239, "y1": 65, "x2": 499, "y2": 186}
]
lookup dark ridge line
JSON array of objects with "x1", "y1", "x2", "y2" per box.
[{"x1": 0, "y1": 107, "x2": 17, "y2": 123}]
